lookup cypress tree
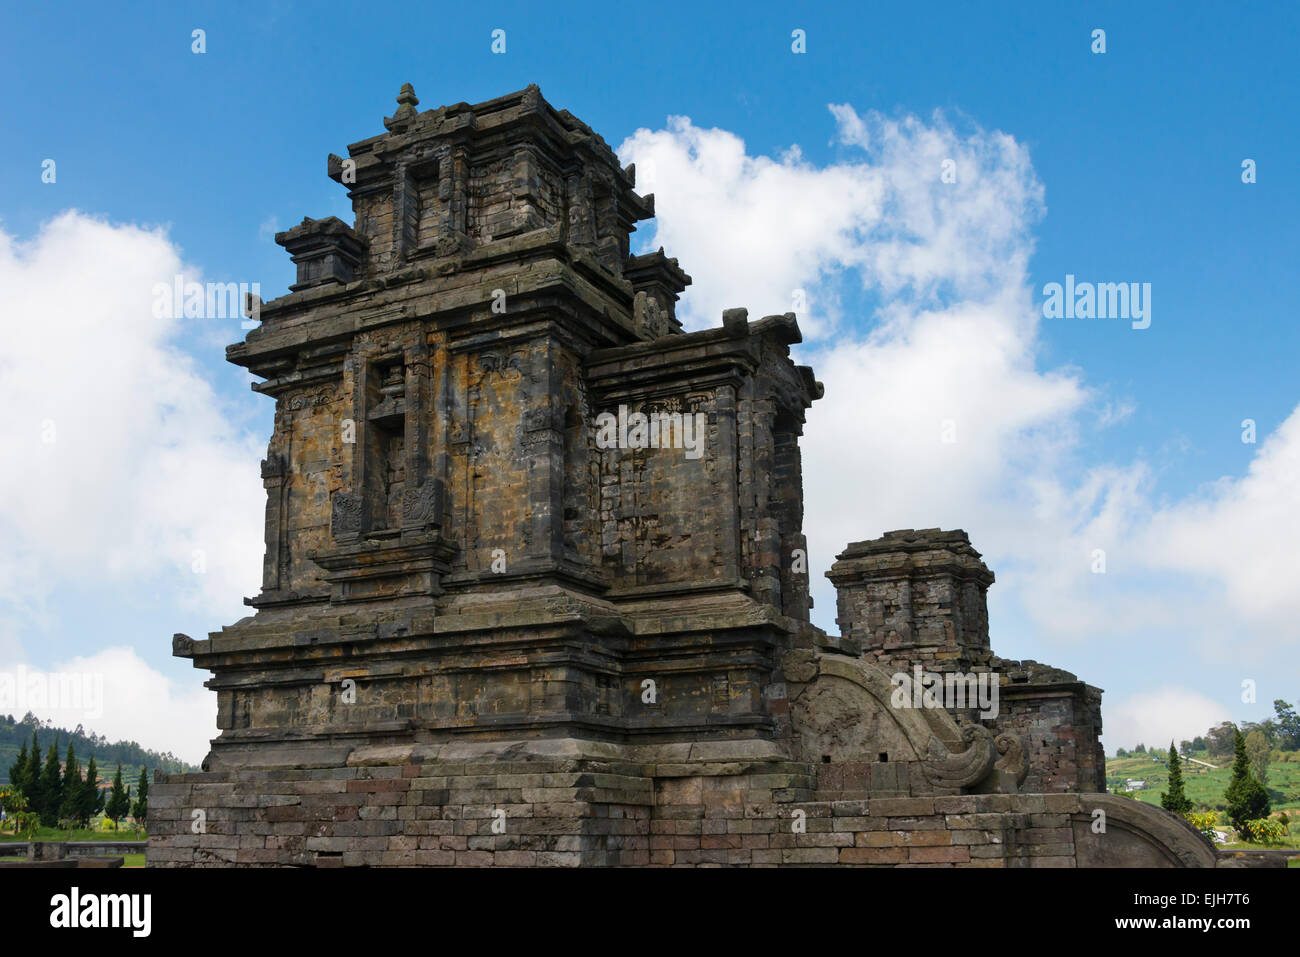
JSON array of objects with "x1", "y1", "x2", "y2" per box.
[
  {"x1": 131, "y1": 767, "x2": 149, "y2": 824},
  {"x1": 36, "y1": 741, "x2": 64, "y2": 827},
  {"x1": 22, "y1": 731, "x2": 41, "y2": 805},
  {"x1": 59, "y1": 743, "x2": 82, "y2": 824},
  {"x1": 1160, "y1": 740, "x2": 1193, "y2": 816},
  {"x1": 80, "y1": 756, "x2": 102, "y2": 825},
  {"x1": 105, "y1": 764, "x2": 130, "y2": 829},
  {"x1": 1225, "y1": 727, "x2": 1271, "y2": 833},
  {"x1": 8, "y1": 739, "x2": 28, "y2": 794}
]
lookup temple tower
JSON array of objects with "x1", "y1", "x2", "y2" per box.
[{"x1": 171, "y1": 84, "x2": 822, "y2": 773}]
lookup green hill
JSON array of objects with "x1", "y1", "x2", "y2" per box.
[
  {"x1": 0, "y1": 712, "x2": 196, "y2": 786},
  {"x1": 1106, "y1": 748, "x2": 1300, "y2": 814}
]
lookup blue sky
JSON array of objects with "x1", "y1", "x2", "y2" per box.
[{"x1": 1, "y1": 1, "x2": 1296, "y2": 761}]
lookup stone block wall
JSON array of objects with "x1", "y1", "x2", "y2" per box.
[
  {"x1": 147, "y1": 759, "x2": 1212, "y2": 868},
  {"x1": 996, "y1": 661, "x2": 1106, "y2": 793}
]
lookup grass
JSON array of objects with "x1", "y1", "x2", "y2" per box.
[
  {"x1": 0, "y1": 823, "x2": 149, "y2": 866},
  {"x1": 0, "y1": 825, "x2": 146, "y2": 843},
  {"x1": 0, "y1": 852, "x2": 146, "y2": 866}
]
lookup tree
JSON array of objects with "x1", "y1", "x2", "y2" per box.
[
  {"x1": 1191, "y1": 735, "x2": 1207, "y2": 752},
  {"x1": 1161, "y1": 740, "x2": 1193, "y2": 816},
  {"x1": 1207, "y1": 721, "x2": 1238, "y2": 757},
  {"x1": 22, "y1": 731, "x2": 41, "y2": 804},
  {"x1": 1274, "y1": 700, "x2": 1300, "y2": 750},
  {"x1": 1225, "y1": 728, "x2": 1271, "y2": 833},
  {"x1": 79, "y1": 756, "x2": 103, "y2": 825},
  {"x1": 104, "y1": 764, "x2": 130, "y2": 830},
  {"x1": 8, "y1": 738, "x2": 29, "y2": 795},
  {"x1": 0, "y1": 785, "x2": 26, "y2": 819},
  {"x1": 131, "y1": 767, "x2": 149, "y2": 825},
  {"x1": 59, "y1": 742, "x2": 82, "y2": 823},
  {"x1": 35, "y1": 741, "x2": 64, "y2": 827},
  {"x1": 1244, "y1": 729, "x2": 1272, "y2": 785},
  {"x1": 0, "y1": 786, "x2": 35, "y2": 837},
  {"x1": 1134, "y1": 743, "x2": 1147, "y2": 754},
  {"x1": 1242, "y1": 719, "x2": 1277, "y2": 747}
]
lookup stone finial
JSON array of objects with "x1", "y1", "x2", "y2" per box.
[
  {"x1": 384, "y1": 82, "x2": 420, "y2": 131},
  {"x1": 275, "y1": 216, "x2": 368, "y2": 291},
  {"x1": 722, "y1": 307, "x2": 750, "y2": 338}
]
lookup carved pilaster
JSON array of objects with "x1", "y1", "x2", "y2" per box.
[
  {"x1": 524, "y1": 340, "x2": 566, "y2": 567},
  {"x1": 260, "y1": 452, "x2": 288, "y2": 592}
]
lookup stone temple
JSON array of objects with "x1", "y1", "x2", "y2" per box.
[{"x1": 147, "y1": 85, "x2": 1214, "y2": 867}]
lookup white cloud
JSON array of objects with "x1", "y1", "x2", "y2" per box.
[
  {"x1": 0, "y1": 211, "x2": 265, "y2": 629},
  {"x1": 618, "y1": 105, "x2": 1300, "y2": 672},
  {"x1": 0, "y1": 212, "x2": 262, "y2": 764},
  {"x1": 1141, "y1": 407, "x2": 1300, "y2": 626},
  {"x1": 0, "y1": 648, "x2": 214, "y2": 765},
  {"x1": 622, "y1": 116, "x2": 884, "y2": 337},
  {"x1": 1103, "y1": 688, "x2": 1232, "y2": 753}
]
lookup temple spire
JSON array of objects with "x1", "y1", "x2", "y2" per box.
[{"x1": 383, "y1": 82, "x2": 419, "y2": 131}]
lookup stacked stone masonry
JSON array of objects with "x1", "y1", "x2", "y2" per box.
[{"x1": 149, "y1": 760, "x2": 1213, "y2": 868}]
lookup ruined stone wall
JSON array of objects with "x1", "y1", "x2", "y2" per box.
[
  {"x1": 997, "y1": 667, "x2": 1106, "y2": 793},
  {"x1": 560, "y1": 346, "x2": 598, "y2": 568},
  {"x1": 468, "y1": 148, "x2": 564, "y2": 242},
  {"x1": 147, "y1": 760, "x2": 1210, "y2": 868},
  {"x1": 353, "y1": 189, "x2": 397, "y2": 274},
  {"x1": 261, "y1": 391, "x2": 344, "y2": 593}
]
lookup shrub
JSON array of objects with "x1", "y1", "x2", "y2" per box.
[{"x1": 1241, "y1": 817, "x2": 1287, "y2": 845}]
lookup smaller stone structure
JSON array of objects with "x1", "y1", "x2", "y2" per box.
[{"x1": 828, "y1": 529, "x2": 1105, "y2": 793}]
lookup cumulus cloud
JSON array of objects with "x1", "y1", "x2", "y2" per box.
[
  {"x1": 0, "y1": 212, "x2": 262, "y2": 759},
  {"x1": 623, "y1": 117, "x2": 881, "y2": 337},
  {"x1": 1103, "y1": 689, "x2": 1232, "y2": 753},
  {"x1": 0, "y1": 647, "x2": 215, "y2": 764},
  {"x1": 1141, "y1": 408, "x2": 1300, "y2": 628},
  {"x1": 618, "y1": 106, "x2": 1300, "y2": 671},
  {"x1": 0, "y1": 211, "x2": 265, "y2": 626}
]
